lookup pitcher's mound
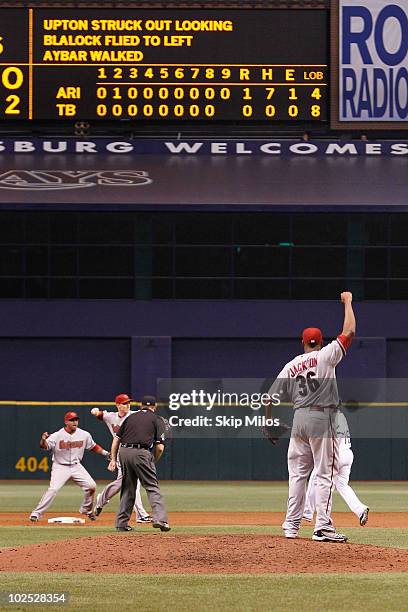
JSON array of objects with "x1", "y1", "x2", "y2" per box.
[{"x1": 1, "y1": 534, "x2": 408, "y2": 574}]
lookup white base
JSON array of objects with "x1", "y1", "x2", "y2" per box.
[{"x1": 47, "y1": 517, "x2": 85, "y2": 524}]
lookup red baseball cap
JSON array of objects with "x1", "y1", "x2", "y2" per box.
[
  {"x1": 115, "y1": 393, "x2": 132, "y2": 405},
  {"x1": 64, "y1": 411, "x2": 79, "y2": 421},
  {"x1": 302, "y1": 327, "x2": 323, "y2": 347}
]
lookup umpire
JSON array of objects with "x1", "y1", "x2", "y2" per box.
[{"x1": 108, "y1": 395, "x2": 170, "y2": 532}]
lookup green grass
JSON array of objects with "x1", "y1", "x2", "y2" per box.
[
  {"x1": 3, "y1": 481, "x2": 285, "y2": 512},
  {"x1": 1, "y1": 572, "x2": 408, "y2": 611},
  {"x1": 2, "y1": 480, "x2": 408, "y2": 512}
]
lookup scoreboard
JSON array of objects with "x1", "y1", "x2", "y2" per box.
[{"x1": 0, "y1": 8, "x2": 328, "y2": 122}]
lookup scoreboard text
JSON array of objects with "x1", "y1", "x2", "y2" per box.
[{"x1": 0, "y1": 8, "x2": 328, "y2": 122}]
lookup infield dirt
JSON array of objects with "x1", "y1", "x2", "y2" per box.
[{"x1": 1, "y1": 511, "x2": 408, "y2": 528}]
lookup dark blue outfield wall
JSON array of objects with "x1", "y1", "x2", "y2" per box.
[{"x1": 0, "y1": 299, "x2": 407, "y2": 481}]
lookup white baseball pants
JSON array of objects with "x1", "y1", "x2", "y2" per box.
[
  {"x1": 282, "y1": 407, "x2": 340, "y2": 535},
  {"x1": 31, "y1": 462, "x2": 96, "y2": 519},
  {"x1": 304, "y1": 447, "x2": 366, "y2": 519},
  {"x1": 97, "y1": 462, "x2": 149, "y2": 519}
]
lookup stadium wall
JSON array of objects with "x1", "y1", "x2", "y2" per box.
[{"x1": 0, "y1": 299, "x2": 406, "y2": 480}]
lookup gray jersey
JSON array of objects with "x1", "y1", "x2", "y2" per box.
[
  {"x1": 336, "y1": 411, "x2": 351, "y2": 449},
  {"x1": 270, "y1": 336, "x2": 348, "y2": 409},
  {"x1": 101, "y1": 410, "x2": 136, "y2": 437},
  {"x1": 45, "y1": 427, "x2": 96, "y2": 465}
]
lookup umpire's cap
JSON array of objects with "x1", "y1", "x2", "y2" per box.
[
  {"x1": 302, "y1": 327, "x2": 323, "y2": 347},
  {"x1": 141, "y1": 395, "x2": 156, "y2": 407},
  {"x1": 115, "y1": 393, "x2": 132, "y2": 405},
  {"x1": 64, "y1": 411, "x2": 79, "y2": 421}
]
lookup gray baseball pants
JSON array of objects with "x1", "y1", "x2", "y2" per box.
[
  {"x1": 116, "y1": 447, "x2": 168, "y2": 528},
  {"x1": 31, "y1": 462, "x2": 96, "y2": 519},
  {"x1": 97, "y1": 460, "x2": 149, "y2": 519},
  {"x1": 304, "y1": 448, "x2": 367, "y2": 520},
  {"x1": 282, "y1": 407, "x2": 340, "y2": 535}
]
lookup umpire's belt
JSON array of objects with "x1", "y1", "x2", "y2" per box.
[{"x1": 120, "y1": 443, "x2": 150, "y2": 449}]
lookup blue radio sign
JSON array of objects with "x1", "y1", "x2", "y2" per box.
[{"x1": 339, "y1": 0, "x2": 408, "y2": 122}]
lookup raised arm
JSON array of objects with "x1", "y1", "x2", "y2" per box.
[
  {"x1": 340, "y1": 291, "x2": 356, "y2": 338},
  {"x1": 91, "y1": 407, "x2": 103, "y2": 419},
  {"x1": 39, "y1": 432, "x2": 49, "y2": 449}
]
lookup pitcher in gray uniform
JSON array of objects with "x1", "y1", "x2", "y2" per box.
[
  {"x1": 108, "y1": 395, "x2": 170, "y2": 532},
  {"x1": 269, "y1": 292, "x2": 355, "y2": 542}
]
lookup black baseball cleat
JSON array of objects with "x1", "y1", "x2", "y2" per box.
[
  {"x1": 312, "y1": 530, "x2": 348, "y2": 543},
  {"x1": 29, "y1": 515, "x2": 39, "y2": 522},
  {"x1": 360, "y1": 507, "x2": 369, "y2": 526},
  {"x1": 93, "y1": 494, "x2": 103, "y2": 517},
  {"x1": 80, "y1": 510, "x2": 97, "y2": 521},
  {"x1": 116, "y1": 526, "x2": 133, "y2": 532},
  {"x1": 153, "y1": 521, "x2": 171, "y2": 532},
  {"x1": 137, "y1": 515, "x2": 153, "y2": 523}
]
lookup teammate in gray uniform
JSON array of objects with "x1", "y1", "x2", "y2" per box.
[
  {"x1": 303, "y1": 410, "x2": 369, "y2": 526},
  {"x1": 269, "y1": 292, "x2": 355, "y2": 542},
  {"x1": 29, "y1": 411, "x2": 110, "y2": 522},
  {"x1": 91, "y1": 393, "x2": 151, "y2": 522},
  {"x1": 108, "y1": 395, "x2": 170, "y2": 532}
]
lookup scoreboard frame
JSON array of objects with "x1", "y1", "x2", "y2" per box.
[
  {"x1": 331, "y1": 0, "x2": 408, "y2": 130},
  {"x1": 0, "y1": 5, "x2": 329, "y2": 124}
]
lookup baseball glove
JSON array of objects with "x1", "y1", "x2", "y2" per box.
[
  {"x1": 159, "y1": 416, "x2": 173, "y2": 441},
  {"x1": 261, "y1": 421, "x2": 291, "y2": 445}
]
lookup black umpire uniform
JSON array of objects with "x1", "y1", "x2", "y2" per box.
[{"x1": 113, "y1": 395, "x2": 170, "y2": 532}]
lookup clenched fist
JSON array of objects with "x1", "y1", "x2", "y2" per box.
[
  {"x1": 341, "y1": 292, "x2": 353, "y2": 303},
  {"x1": 41, "y1": 432, "x2": 49, "y2": 441},
  {"x1": 108, "y1": 458, "x2": 117, "y2": 472},
  {"x1": 91, "y1": 407, "x2": 100, "y2": 416}
]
